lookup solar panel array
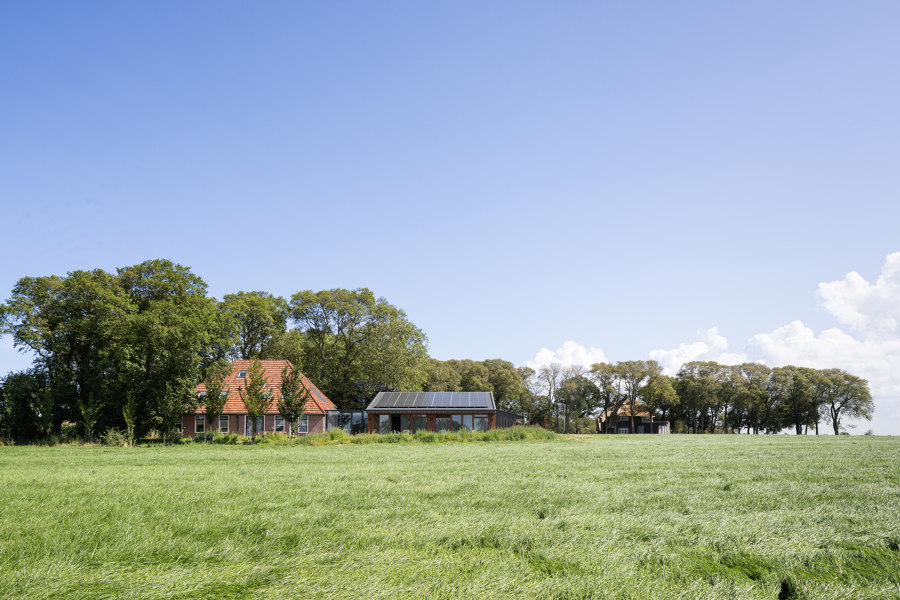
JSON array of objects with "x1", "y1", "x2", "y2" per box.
[{"x1": 367, "y1": 391, "x2": 495, "y2": 410}]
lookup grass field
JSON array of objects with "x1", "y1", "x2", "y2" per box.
[{"x1": 1, "y1": 436, "x2": 898, "y2": 600}]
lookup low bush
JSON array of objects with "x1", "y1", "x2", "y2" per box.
[{"x1": 101, "y1": 428, "x2": 130, "y2": 447}]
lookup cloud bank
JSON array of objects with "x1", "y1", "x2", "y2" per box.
[{"x1": 528, "y1": 252, "x2": 900, "y2": 434}]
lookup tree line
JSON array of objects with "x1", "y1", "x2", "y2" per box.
[
  {"x1": 0, "y1": 259, "x2": 874, "y2": 443},
  {"x1": 529, "y1": 360, "x2": 873, "y2": 435},
  {"x1": 0, "y1": 260, "x2": 427, "y2": 443}
]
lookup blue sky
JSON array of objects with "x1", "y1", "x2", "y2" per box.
[{"x1": 2, "y1": 2, "x2": 900, "y2": 432}]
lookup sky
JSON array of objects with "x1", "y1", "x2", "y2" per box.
[{"x1": 2, "y1": 2, "x2": 899, "y2": 433}]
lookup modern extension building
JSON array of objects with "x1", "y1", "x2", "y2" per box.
[
  {"x1": 365, "y1": 391, "x2": 524, "y2": 434},
  {"x1": 184, "y1": 359, "x2": 336, "y2": 438}
]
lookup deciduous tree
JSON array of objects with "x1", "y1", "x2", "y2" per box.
[{"x1": 238, "y1": 359, "x2": 270, "y2": 443}]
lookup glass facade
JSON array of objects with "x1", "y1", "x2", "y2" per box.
[
  {"x1": 327, "y1": 411, "x2": 367, "y2": 435},
  {"x1": 473, "y1": 416, "x2": 489, "y2": 432},
  {"x1": 436, "y1": 417, "x2": 452, "y2": 433},
  {"x1": 412, "y1": 415, "x2": 427, "y2": 433}
]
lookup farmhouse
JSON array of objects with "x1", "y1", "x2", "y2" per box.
[
  {"x1": 597, "y1": 402, "x2": 670, "y2": 434},
  {"x1": 365, "y1": 391, "x2": 524, "y2": 434},
  {"x1": 183, "y1": 360, "x2": 335, "y2": 438}
]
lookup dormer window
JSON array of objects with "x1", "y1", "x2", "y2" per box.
[{"x1": 237, "y1": 370, "x2": 248, "y2": 379}]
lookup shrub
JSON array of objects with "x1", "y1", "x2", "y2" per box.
[
  {"x1": 101, "y1": 427, "x2": 130, "y2": 447},
  {"x1": 328, "y1": 428, "x2": 350, "y2": 444},
  {"x1": 60, "y1": 421, "x2": 80, "y2": 444}
]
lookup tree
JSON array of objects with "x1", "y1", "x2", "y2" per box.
[
  {"x1": 78, "y1": 394, "x2": 102, "y2": 443},
  {"x1": 643, "y1": 367, "x2": 677, "y2": 432},
  {"x1": 588, "y1": 363, "x2": 626, "y2": 434},
  {"x1": 238, "y1": 359, "x2": 270, "y2": 442},
  {"x1": 423, "y1": 359, "x2": 462, "y2": 392},
  {"x1": 618, "y1": 360, "x2": 651, "y2": 433},
  {"x1": 675, "y1": 362, "x2": 720, "y2": 433},
  {"x1": 202, "y1": 363, "x2": 231, "y2": 440},
  {"x1": 0, "y1": 370, "x2": 51, "y2": 444},
  {"x1": 361, "y1": 303, "x2": 428, "y2": 396},
  {"x1": 290, "y1": 288, "x2": 427, "y2": 407},
  {"x1": 221, "y1": 291, "x2": 289, "y2": 359},
  {"x1": 821, "y1": 369, "x2": 873, "y2": 435},
  {"x1": 736, "y1": 363, "x2": 770, "y2": 434},
  {"x1": 538, "y1": 363, "x2": 563, "y2": 431},
  {"x1": 122, "y1": 392, "x2": 138, "y2": 447},
  {"x1": 155, "y1": 383, "x2": 200, "y2": 444},
  {"x1": 119, "y1": 259, "x2": 231, "y2": 439},
  {"x1": 277, "y1": 363, "x2": 310, "y2": 441}
]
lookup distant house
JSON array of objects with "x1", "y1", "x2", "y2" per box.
[
  {"x1": 597, "y1": 402, "x2": 670, "y2": 434},
  {"x1": 183, "y1": 359, "x2": 335, "y2": 438},
  {"x1": 365, "y1": 391, "x2": 524, "y2": 434}
]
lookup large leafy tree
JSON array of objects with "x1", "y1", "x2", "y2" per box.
[
  {"x1": 618, "y1": 360, "x2": 654, "y2": 433},
  {"x1": 423, "y1": 358, "x2": 462, "y2": 392},
  {"x1": 360, "y1": 303, "x2": 428, "y2": 395},
  {"x1": 221, "y1": 291, "x2": 289, "y2": 359},
  {"x1": 118, "y1": 259, "x2": 230, "y2": 438},
  {"x1": 643, "y1": 367, "x2": 677, "y2": 431},
  {"x1": 587, "y1": 363, "x2": 626, "y2": 434},
  {"x1": 289, "y1": 288, "x2": 428, "y2": 407},
  {"x1": 1, "y1": 259, "x2": 232, "y2": 440},
  {"x1": 821, "y1": 369, "x2": 873, "y2": 434}
]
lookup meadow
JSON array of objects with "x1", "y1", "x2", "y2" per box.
[{"x1": 0, "y1": 435, "x2": 898, "y2": 600}]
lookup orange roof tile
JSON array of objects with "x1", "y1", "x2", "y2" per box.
[{"x1": 193, "y1": 360, "x2": 336, "y2": 415}]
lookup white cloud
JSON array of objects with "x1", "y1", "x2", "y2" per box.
[
  {"x1": 816, "y1": 251, "x2": 900, "y2": 340},
  {"x1": 649, "y1": 327, "x2": 747, "y2": 375},
  {"x1": 533, "y1": 252, "x2": 900, "y2": 434},
  {"x1": 527, "y1": 340, "x2": 607, "y2": 371}
]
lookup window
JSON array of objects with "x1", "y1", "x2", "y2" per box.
[
  {"x1": 195, "y1": 414, "x2": 205, "y2": 433},
  {"x1": 297, "y1": 415, "x2": 308, "y2": 434},
  {"x1": 379, "y1": 414, "x2": 390, "y2": 435},
  {"x1": 436, "y1": 417, "x2": 452, "y2": 433},
  {"x1": 462, "y1": 415, "x2": 473, "y2": 431},
  {"x1": 618, "y1": 427, "x2": 629, "y2": 434},
  {"x1": 473, "y1": 415, "x2": 489, "y2": 432},
  {"x1": 237, "y1": 370, "x2": 248, "y2": 379},
  {"x1": 245, "y1": 416, "x2": 264, "y2": 436},
  {"x1": 198, "y1": 391, "x2": 207, "y2": 401},
  {"x1": 401, "y1": 414, "x2": 411, "y2": 434},
  {"x1": 218, "y1": 415, "x2": 229, "y2": 433},
  {"x1": 412, "y1": 415, "x2": 427, "y2": 433},
  {"x1": 641, "y1": 416, "x2": 650, "y2": 423},
  {"x1": 274, "y1": 415, "x2": 285, "y2": 432}
]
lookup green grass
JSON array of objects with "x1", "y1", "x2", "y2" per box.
[{"x1": 0, "y1": 436, "x2": 898, "y2": 599}]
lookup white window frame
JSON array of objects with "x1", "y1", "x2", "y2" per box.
[
  {"x1": 219, "y1": 414, "x2": 229, "y2": 433},
  {"x1": 195, "y1": 414, "x2": 205, "y2": 434},
  {"x1": 274, "y1": 415, "x2": 285, "y2": 433},
  {"x1": 298, "y1": 414, "x2": 309, "y2": 434},
  {"x1": 237, "y1": 370, "x2": 248, "y2": 379}
]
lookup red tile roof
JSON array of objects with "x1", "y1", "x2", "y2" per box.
[{"x1": 193, "y1": 360, "x2": 336, "y2": 415}]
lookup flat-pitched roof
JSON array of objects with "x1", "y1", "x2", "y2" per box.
[{"x1": 366, "y1": 391, "x2": 496, "y2": 411}]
